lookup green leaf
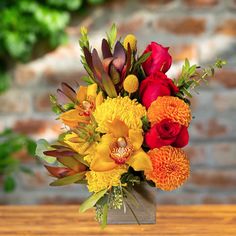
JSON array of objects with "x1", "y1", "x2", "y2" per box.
[
  {"x1": 79, "y1": 189, "x2": 108, "y2": 213},
  {"x1": 81, "y1": 76, "x2": 94, "y2": 85},
  {"x1": 4, "y1": 176, "x2": 16, "y2": 192},
  {"x1": 20, "y1": 166, "x2": 34, "y2": 175},
  {"x1": 101, "y1": 203, "x2": 108, "y2": 229},
  {"x1": 50, "y1": 171, "x2": 86, "y2": 186},
  {"x1": 106, "y1": 23, "x2": 117, "y2": 48},
  {"x1": 137, "y1": 52, "x2": 151, "y2": 65},
  {"x1": 26, "y1": 139, "x2": 36, "y2": 156},
  {"x1": 134, "y1": 52, "x2": 151, "y2": 71},
  {"x1": 35, "y1": 139, "x2": 57, "y2": 164},
  {"x1": 88, "y1": 0, "x2": 105, "y2": 4}
]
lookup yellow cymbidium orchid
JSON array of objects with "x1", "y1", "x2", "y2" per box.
[
  {"x1": 90, "y1": 119, "x2": 152, "y2": 172},
  {"x1": 60, "y1": 83, "x2": 103, "y2": 128}
]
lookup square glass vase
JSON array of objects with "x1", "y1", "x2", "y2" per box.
[{"x1": 107, "y1": 183, "x2": 156, "y2": 225}]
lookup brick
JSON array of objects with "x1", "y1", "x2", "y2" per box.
[
  {"x1": 192, "y1": 118, "x2": 228, "y2": 138},
  {"x1": 43, "y1": 68, "x2": 85, "y2": 86},
  {"x1": 184, "y1": 145, "x2": 206, "y2": 165},
  {"x1": 156, "y1": 17, "x2": 206, "y2": 35},
  {"x1": 169, "y1": 44, "x2": 198, "y2": 62},
  {"x1": 117, "y1": 17, "x2": 144, "y2": 35},
  {"x1": 14, "y1": 64, "x2": 40, "y2": 86},
  {"x1": 13, "y1": 119, "x2": 61, "y2": 138},
  {"x1": 141, "y1": 0, "x2": 175, "y2": 9},
  {"x1": 0, "y1": 90, "x2": 30, "y2": 114},
  {"x1": 19, "y1": 167, "x2": 51, "y2": 190},
  {"x1": 34, "y1": 91, "x2": 52, "y2": 112},
  {"x1": 189, "y1": 169, "x2": 236, "y2": 189},
  {"x1": 213, "y1": 90, "x2": 236, "y2": 112},
  {"x1": 211, "y1": 69, "x2": 236, "y2": 88},
  {"x1": 183, "y1": 0, "x2": 219, "y2": 7},
  {"x1": 208, "y1": 142, "x2": 236, "y2": 167},
  {"x1": 216, "y1": 19, "x2": 236, "y2": 36}
]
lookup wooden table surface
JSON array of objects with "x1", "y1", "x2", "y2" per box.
[{"x1": 0, "y1": 205, "x2": 236, "y2": 236}]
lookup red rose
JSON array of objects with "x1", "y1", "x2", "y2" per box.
[
  {"x1": 145, "y1": 119, "x2": 189, "y2": 149},
  {"x1": 140, "y1": 72, "x2": 179, "y2": 108},
  {"x1": 142, "y1": 42, "x2": 172, "y2": 75}
]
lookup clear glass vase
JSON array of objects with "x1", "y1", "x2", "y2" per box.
[{"x1": 107, "y1": 183, "x2": 156, "y2": 225}]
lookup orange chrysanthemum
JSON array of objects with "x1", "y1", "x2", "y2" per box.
[
  {"x1": 147, "y1": 96, "x2": 191, "y2": 127},
  {"x1": 145, "y1": 146, "x2": 190, "y2": 191}
]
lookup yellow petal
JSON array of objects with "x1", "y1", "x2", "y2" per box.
[
  {"x1": 95, "y1": 91, "x2": 104, "y2": 107},
  {"x1": 87, "y1": 83, "x2": 97, "y2": 98},
  {"x1": 60, "y1": 109, "x2": 89, "y2": 127},
  {"x1": 128, "y1": 129, "x2": 143, "y2": 150},
  {"x1": 107, "y1": 119, "x2": 129, "y2": 138},
  {"x1": 76, "y1": 86, "x2": 87, "y2": 102},
  {"x1": 127, "y1": 149, "x2": 153, "y2": 172},
  {"x1": 90, "y1": 134, "x2": 117, "y2": 172}
]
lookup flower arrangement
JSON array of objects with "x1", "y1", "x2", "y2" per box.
[{"x1": 36, "y1": 24, "x2": 225, "y2": 227}]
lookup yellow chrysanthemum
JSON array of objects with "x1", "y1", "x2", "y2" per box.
[
  {"x1": 85, "y1": 167, "x2": 127, "y2": 193},
  {"x1": 148, "y1": 96, "x2": 191, "y2": 127},
  {"x1": 93, "y1": 96, "x2": 146, "y2": 133},
  {"x1": 145, "y1": 146, "x2": 190, "y2": 191}
]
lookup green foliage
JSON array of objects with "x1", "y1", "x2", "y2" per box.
[
  {"x1": 0, "y1": 129, "x2": 36, "y2": 192},
  {"x1": 0, "y1": 0, "x2": 106, "y2": 93},
  {"x1": 175, "y1": 58, "x2": 227, "y2": 101},
  {"x1": 108, "y1": 186, "x2": 123, "y2": 210},
  {"x1": 106, "y1": 23, "x2": 117, "y2": 48},
  {"x1": 50, "y1": 172, "x2": 86, "y2": 186},
  {"x1": 79, "y1": 189, "x2": 108, "y2": 213}
]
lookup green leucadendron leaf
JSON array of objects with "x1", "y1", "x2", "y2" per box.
[
  {"x1": 79, "y1": 189, "x2": 108, "y2": 213},
  {"x1": 50, "y1": 171, "x2": 86, "y2": 186},
  {"x1": 35, "y1": 139, "x2": 57, "y2": 164}
]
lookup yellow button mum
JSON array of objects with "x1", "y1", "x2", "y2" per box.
[
  {"x1": 148, "y1": 96, "x2": 191, "y2": 127},
  {"x1": 86, "y1": 167, "x2": 127, "y2": 193},
  {"x1": 123, "y1": 34, "x2": 137, "y2": 51},
  {"x1": 93, "y1": 96, "x2": 146, "y2": 133},
  {"x1": 123, "y1": 75, "x2": 139, "y2": 94}
]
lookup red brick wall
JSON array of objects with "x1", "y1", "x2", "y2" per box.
[{"x1": 1, "y1": 0, "x2": 236, "y2": 205}]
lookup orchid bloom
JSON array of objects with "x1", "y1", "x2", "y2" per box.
[
  {"x1": 90, "y1": 119, "x2": 152, "y2": 172},
  {"x1": 60, "y1": 83, "x2": 103, "y2": 128}
]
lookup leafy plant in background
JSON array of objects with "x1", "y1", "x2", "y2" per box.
[
  {"x1": 0, "y1": 129, "x2": 36, "y2": 192},
  {"x1": 0, "y1": 0, "x2": 106, "y2": 93}
]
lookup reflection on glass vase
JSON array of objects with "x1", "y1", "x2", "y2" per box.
[{"x1": 107, "y1": 183, "x2": 156, "y2": 225}]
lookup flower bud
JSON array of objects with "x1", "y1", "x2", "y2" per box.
[
  {"x1": 123, "y1": 34, "x2": 137, "y2": 51},
  {"x1": 123, "y1": 74, "x2": 139, "y2": 94}
]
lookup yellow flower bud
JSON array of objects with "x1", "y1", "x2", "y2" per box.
[
  {"x1": 123, "y1": 74, "x2": 139, "y2": 94},
  {"x1": 123, "y1": 34, "x2": 137, "y2": 51}
]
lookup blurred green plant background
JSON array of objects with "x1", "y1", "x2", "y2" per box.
[{"x1": 0, "y1": 0, "x2": 105, "y2": 92}]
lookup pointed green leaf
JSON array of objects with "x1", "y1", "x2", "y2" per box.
[
  {"x1": 35, "y1": 139, "x2": 57, "y2": 164},
  {"x1": 50, "y1": 172, "x2": 86, "y2": 186},
  {"x1": 79, "y1": 189, "x2": 108, "y2": 213},
  {"x1": 101, "y1": 203, "x2": 108, "y2": 229},
  {"x1": 106, "y1": 23, "x2": 117, "y2": 48}
]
